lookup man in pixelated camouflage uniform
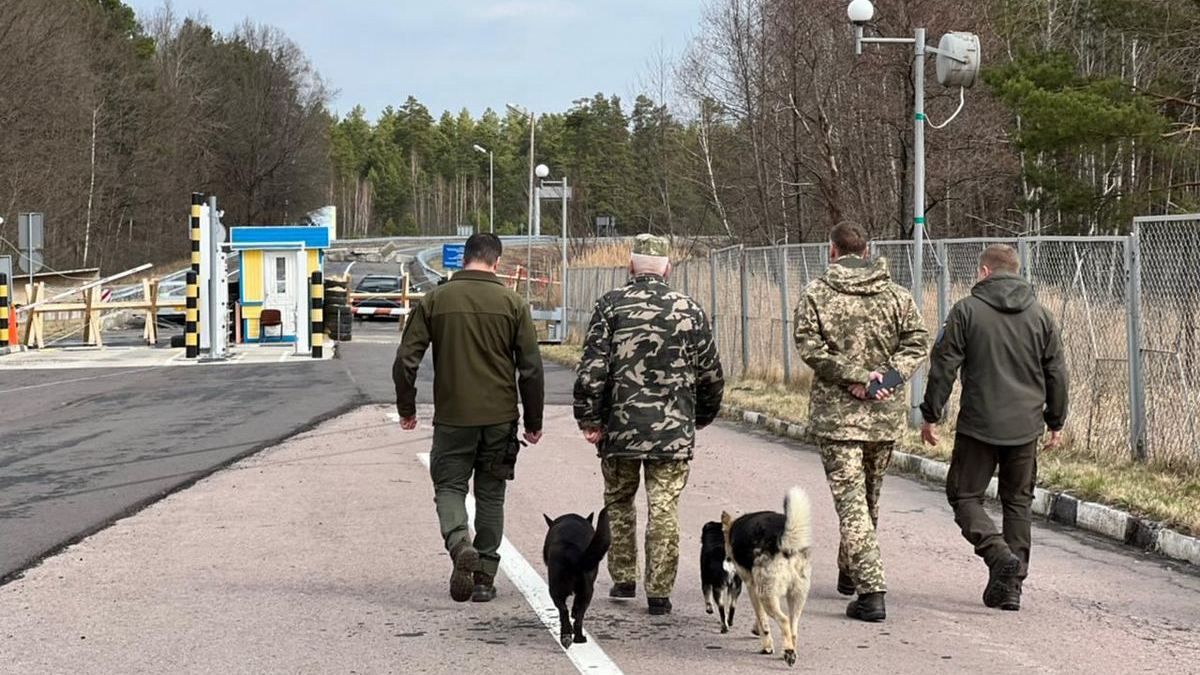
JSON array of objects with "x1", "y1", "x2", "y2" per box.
[
  {"x1": 574, "y1": 233, "x2": 725, "y2": 616},
  {"x1": 793, "y1": 222, "x2": 929, "y2": 623}
]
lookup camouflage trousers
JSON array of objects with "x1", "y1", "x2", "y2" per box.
[
  {"x1": 818, "y1": 440, "x2": 894, "y2": 594},
  {"x1": 601, "y1": 458, "x2": 691, "y2": 598}
]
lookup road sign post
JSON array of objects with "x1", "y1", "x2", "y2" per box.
[{"x1": 18, "y1": 213, "x2": 44, "y2": 293}]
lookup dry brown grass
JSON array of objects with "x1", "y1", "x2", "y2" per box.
[{"x1": 539, "y1": 342, "x2": 1200, "y2": 534}]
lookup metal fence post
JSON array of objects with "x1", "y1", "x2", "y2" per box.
[
  {"x1": 779, "y1": 246, "x2": 793, "y2": 384},
  {"x1": 936, "y1": 241, "x2": 950, "y2": 325},
  {"x1": 710, "y1": 253, "x2": 719, "y2": 349},
  {"x1": 1018, "y1": 238, "x2": 1032, "y2": 282},
  {"x1": 1125, "y1": 232, "x2": 1147, "y2": 461},
  {"x1": 740, "y1": 249, "x2": 750, "y2": 375},
  {"x1": 311, "y1": 271, "x2": 324, "y2": 359},
  {"x1": 683, "y1": 259, "x2": 690, "y2": 296}
]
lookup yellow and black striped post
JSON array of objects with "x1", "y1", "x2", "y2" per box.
[
  {"x1": 190, "y1": 192, "x2": 203, "y2": 275},
  {"x1": 311, "y1": 271, "x2": 324, "y2": 359},
  {"x1": 0, "y1": 272, "x2": 10, "y2": 348},
  {"x1": 185, "y1": 271, "x2": 199, "y2": 358}
]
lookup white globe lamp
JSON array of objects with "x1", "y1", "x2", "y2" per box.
[
  {"x1": 535, "y1": 164, "x2": 550, "y2": 179},
  {"x1": 847, "y1": 0, "x2": 874, "y2": 24}
]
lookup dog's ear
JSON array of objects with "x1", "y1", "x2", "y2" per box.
[
  {"x1": 544, "y1": 514, "x2": 553, "y2": 527},
  {"x1": 586, "y1": 512, "x2": 594, "y2": 524}
]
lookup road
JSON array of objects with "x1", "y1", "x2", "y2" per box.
[
  {"x1": 0, "y1": 319, "x2": 573, "y2": 583},
  {"x1": 0, "y1": 403, "x2": 1196, "y2": 674}
]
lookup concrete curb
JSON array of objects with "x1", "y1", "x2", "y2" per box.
[
  {"x1": 0, "y1": 345, "x2": 22, "y2": 356},
  {"x1": 720, "y1": 403, "x2": 1200, "y2": 568}
]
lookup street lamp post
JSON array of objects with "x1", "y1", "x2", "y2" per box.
[
  {"x1": 846, "y1": 0, "x2": 980, "y2": 425},
  {"x1": 534, "y1": 164, "x2": 570, "y2": 342},
  {"x1": 473, "y1": 144, "x2": 494, "y2": 233}
]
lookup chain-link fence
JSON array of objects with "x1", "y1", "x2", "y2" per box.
[{"x1": 564, "y1": 223, "x2": 1200, "y2": 469}]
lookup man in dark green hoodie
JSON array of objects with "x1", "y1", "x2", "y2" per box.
[{"x1": 920, "y1": 244, "x2": 1068, "y2": 612}]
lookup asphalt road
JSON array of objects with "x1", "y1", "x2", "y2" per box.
[
  {"x1": 0, "y1": 319, "x2": 572, "y2": 584},
  {"x1": 1, "y1": 404, "x2": 1196, "y2": 674}
]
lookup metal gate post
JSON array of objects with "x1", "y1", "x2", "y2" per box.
[
  {"x1": 1125, "y1": 232, "x2": 1147, "y2": 461},
  {"x1": 740, "y1": 249, "x2": 751, "y2": 375},
  {"x1": 779, "y1": 246, "x2": 793, "y2": 384},
  {"x1": 936, "y1": 241, "x2": 950, "y2": 325}
]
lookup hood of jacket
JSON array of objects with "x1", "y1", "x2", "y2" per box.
[
  {"x1": 971, "y1": 273, "x2": 1036, "y2": 314},
  {"x1": 821, "y1": 255, "x2": 892, "y2": 296}
]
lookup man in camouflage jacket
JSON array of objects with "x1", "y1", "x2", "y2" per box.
[
  {"x1": 793, "y1": 222, "x2": 929, "y2": 623},
  {"x1": 574, "y1": 234, "x2": 725, "y2": 616}
]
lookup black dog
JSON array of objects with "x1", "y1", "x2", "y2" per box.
[
  {"x1": 701, "y1": 520, "x2": 742, "y2": 633},
  {"x1": 543, "y1": 508, "x2": 612, "y2": 649}
]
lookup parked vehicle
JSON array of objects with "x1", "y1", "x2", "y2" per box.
[{"x1": 352, "y1": 274, "x2": 406, "y2": 320}]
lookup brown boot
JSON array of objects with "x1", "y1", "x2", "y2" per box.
[
  {"x1": 449, "y1": 541, "x2": 480, "y2": 603},
  {"x1": 471, "y1": 572, "x2": 496, "y2": 603}
]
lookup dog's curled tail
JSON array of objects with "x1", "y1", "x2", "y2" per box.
[
  {"x1": 781, "y1": 486, "x2": 811, "y2": 553},
  {"x1": 581, "y1": 507, "x2": 612, "y2": 570}
]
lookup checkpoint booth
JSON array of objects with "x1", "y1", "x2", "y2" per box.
[{"x1": 229, "y1": 224, "x2": 329, "y2": 348}]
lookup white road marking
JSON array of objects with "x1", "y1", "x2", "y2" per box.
[
  {"x1": 0, "y1": 367, "x2": 162, "y2": 396},
  {"x1": 417, "y1": 452, "x2": 623, "y2": 675},
  {"x1": 345, "y1": 261, "x2": 357, "y2": 277},
  {"x1": 278, "y1": 350, "x2": 290, "y2": 363}
]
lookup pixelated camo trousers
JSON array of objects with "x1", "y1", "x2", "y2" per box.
[
  {"x1": 602, "y1": 458, "x2": 690, "y2": 598},
  {"x1": 819, "y1": 440, "x2": 893, "y2": 594}
]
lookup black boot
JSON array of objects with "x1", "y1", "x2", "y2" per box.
[
  {"x1": 999, "y1": 579, "x2": 1022, "y2": 612},
  {"x1": 647, "y1": 597, "x2": 673, "y2": 615},
  {"x1": 983, "y1": 553, "x2": 1021, "y2": 609},
  {"x1": 471, "y1": 572, "x2": 496, "y2": 603},
  {"x1": 846, "y1": 592, "x2": 886, "y2": 622},
  {"x1": 609, "y1": 582, "x2": 636, "y2": 599},
  {"x1": 837, "y1": 570, "x2": 855, "y2": 596}
]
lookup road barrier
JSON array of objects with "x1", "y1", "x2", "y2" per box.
[
  {"x1": 190, "y1": 193, "x2": 202, "y2": 275},
  {"x1": 311, "y1": 271, "x2": 324, "y2": 359},
  {"x1": 0, "y1": 272, "x2": 9, "y2": 347},
  {"x1": 185, "y1": 271, "x2": 199, "y2": 359}
]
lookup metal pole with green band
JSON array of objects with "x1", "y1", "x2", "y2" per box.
[
  {"x1": 910, "y1": 27, "x2": 927, "y2": 426},
  {"x1": 0, "y1": 272, "x2": 10, "y2": 347},
  {"x1": 311, "y1": 271, "x2": 324, "y2": 359},
  {"x1": 185, "y1": 271, "x2": 199, "y2": 359}
]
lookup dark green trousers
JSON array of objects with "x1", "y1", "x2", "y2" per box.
[
  {"x1": 946, "y1": 433, "x2": 1038, "y2": 580},
  {"x1": 429, "y1": 422, "x2": 514, "y2": 577}
]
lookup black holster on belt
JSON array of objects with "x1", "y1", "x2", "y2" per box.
[{"x1": 491, "y1": 424, "x2": 525, "y2": 481}]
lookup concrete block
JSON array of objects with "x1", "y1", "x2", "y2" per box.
[
  {"x1": 786, "y1": 424, "x2": 806, "y2": 439},
  {"x1": 742, "y1": 411, "x2": 760, "y2": 425},
  {"x1": 1031, "y1": 487, "x2": 1053, "y2": 517},
  {"x1": 1075, "y1": 501, "x2": 1129, "y2": 542},
  {"x1": 920, "y1": 458, "x2": 949, "y2": 483},
  {"x1": 1155, "y1": 529, "x2": 1200, "y2": 566},
  {"x1": 1051, "y1": 494, "x2": 1079, "y2": 526},
  {"x1": 1125, "y1": 517, "x2": 1158, "y2": 549}
]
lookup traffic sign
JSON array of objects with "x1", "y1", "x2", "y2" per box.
[
  {"x1": 18, "y1": 213, "x2": 43, "y2": 250},
  {"x1": 0, "y1": 255, "x2": 11, "y2": 284},
  {"x1": 541, "y1": 186, "x2": 573, "y2": 200},
  {"x1": 443, "y1": 244, "x2": 465, "y2": 270},
  {"x1": 18, "y1": 250, "x2": 43, "y2": 275}
]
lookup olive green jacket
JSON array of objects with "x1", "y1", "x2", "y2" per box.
[{"x1": 393, "y1": 270, "x2": 545, "y2": 431}]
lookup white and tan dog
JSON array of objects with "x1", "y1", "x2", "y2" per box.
[{"x1": 721, "y1": 486, "x2": 812, "y2": 667}]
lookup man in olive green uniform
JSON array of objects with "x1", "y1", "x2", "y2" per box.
[
  {"x1": 574, "y1": 234, "x2": 724, "y2": 616},
  {"x1": 793, "y1": 222, "x2": 929, "y2": 622},
  {"x1": 921, "y1": 244, "x2": 1067, "y2": 611},
  {"x1": 394, "y1": 233, "x2": 545, "y2": 603}
]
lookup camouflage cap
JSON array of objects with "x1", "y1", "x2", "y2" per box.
[{"x1": 632, "y1": 233, "x2": 670, "y2": 258}]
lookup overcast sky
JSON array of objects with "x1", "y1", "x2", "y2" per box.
[{"x1": 126, "y1": 0, "x2": 702, "y2": 120}]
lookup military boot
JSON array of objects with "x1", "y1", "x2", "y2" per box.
[
  {"x1": 998, "y1": 579, "x2": 1022, "y2": 612},
  {"x1": 846, "y1": 592, "x2": 886, "y2": 622},
  {"x1": 448, "y1": 541, "x2": 481, "y2": 603},
  {"x1": 647, "y1": 597, "x2": 673, "y2": 615},
  {"x1": 609, "y1": 582, "x2": 636, "y2": 599},
  {"x1": 983, "y1": 552, "x2": 1021, "y2": 609},
  {"x1": 471, "y1": 572, "x2": 496, "y2": 603}
]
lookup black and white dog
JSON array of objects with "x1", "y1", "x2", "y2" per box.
[
  {"x1": 722, "y1": 486, "x2": 812, "y2": 668},
  {"x1": 701, "y1": 520, "x2": 742, "y2": 633},
  {"x1": 543, "y1": 508, "x2": 612, "y2": 649}
]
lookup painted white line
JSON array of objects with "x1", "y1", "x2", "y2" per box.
[
  {"x1": 416, "y1": 452, "x2": 623, "y2": 675},
  {"x1": 345, "y1": 261, "x2": 357, "y2": 277},
  {"x1": 277, "y1": 350, "x2": 291, "y2": 363},
  {"x1": 387, "y1": 412, "x2": 400, "y2": 422},
  {"x1": 0, "y1": 367, "x2": 162, "y2": 396}
]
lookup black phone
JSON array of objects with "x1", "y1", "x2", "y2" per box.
[{"x1": 866, "y1": 368, "x2": 904, "y2": 399}]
